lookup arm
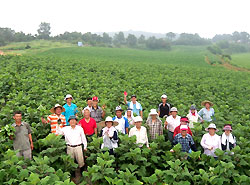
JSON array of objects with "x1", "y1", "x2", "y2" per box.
[
  {"x1": 140, "y1": 111, "x2": 143, "y2": 118},
  {"x1": 145, "y1": 129, "x2": 149, "y2": 148},
  {"x1": 110, "y1": 131, "x2": 118, "y2": 143},
  {"x1": 125, "y1": 118, "x2": 129, "y2": 134},
  {"x1": 93, "y1": 120, "x2": 98, "y2": 136},
  {"x1": 200, "y1": 134, "x2": 210, "y2": 149},
  {"x1": 159, "y1": 121, "x2": 163, "y2": 135},
  {"x1": 101, "y1": 108, "x2": 105, "y2": 119},
  {"x1": 81, "y1": 129, "x2": 88, "y2": 150},
  {"x1": 190, "y1": 136, "x2": 197, "y2": 151},
  {"x1": 28, "y1": 134, "x2": 34, "y2": 150},
  {"x1": 124, "y1": 95, "x2": 128, "y2": 105},
  {"x1": 94, "y1": 128, "x2": 98, "y2": 136}
]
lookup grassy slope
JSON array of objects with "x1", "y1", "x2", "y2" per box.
[{"x1": 231, "y1": 53, "x2": 250, "y2": 69}]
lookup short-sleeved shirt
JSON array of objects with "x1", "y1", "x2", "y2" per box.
[
  {"x1": 78, "y1": 117, "x2": 97, "y2": 136},
  {"x1": 127, "y1": 102, "x2": 142, "y2": 116},
  {"x1": 166, "y1": 115, "x2": 181, "y2": 132},
  {"x1": 158, "y1": 103, "x2": 171, "y2": 118},
  {"x1": 47, "y1": 114, "x2": 66, "y2": 135},
  {"x1": 113, "y1": 116, "x2": 129, "y2": 134},
  {"x1": 90, "y1": 106, "x2": 103, "y2": 123},
  {"x1": 173, "y1": 133, "x2": 194, "y2": 152},
  {"x1": 12, "y1": 122, "x2": 32, "y2": 151},
  {"x1": 62, "y1": 103, "x2": 78, "y2": 125}
]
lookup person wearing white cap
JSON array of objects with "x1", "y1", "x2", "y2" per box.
[
  {"x1": 146, "y1": 109, "x2": 163, "y2": 140},
  {"x1": 100, "y1": 116, "x2": 119, "y2": 155},
  {"x1": 113, "y1": 106, "x2": 129, "y2": 134},
  {"x1": 158, "y1": 94, "x2": 171, "y2": 118},
  {"x1": 129, "y1": 116, "x2": 149, "y2": 148},
  {"x1": 164, "y1": 107, "x2": 181, "y2": 143},
  {"x1": 62, "y1": 94, "x2": 78, "y2": 126},
  {"x1": 124, "y1": 108, "x2": 135, "y2": 127},
  {"x1": 200, "y1": 123, "x2": 221, "y2": 157}
]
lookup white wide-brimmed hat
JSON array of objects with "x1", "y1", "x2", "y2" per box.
[
  {"x1": 149, "y1": 109, "x2": 158, "y2": 115},
  {"x1": 64, "y1": 94, "x2": 73, "y2": 101},
  {"x1": 205, "y1": 123, "x2": 219, "y2": 132},
  {"x1": 134, "y1": 116, "x2": 143, "y2": 123}
]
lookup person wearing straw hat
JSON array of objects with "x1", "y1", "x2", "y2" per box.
[
  {"x1": 129, "y1": 116, "x2": 149, "y2": 148},
  {"x1": 171, "y1": 125, "x2": 197, "y2": 153},
  {"x1": 158, "y1": 94, "x2": 171, "y2": 118},
  {"x1": 124, "y1": 108, "x2": 135, "y2": 128},
  {"x1": 41, "y1": 104, "x2": 66, "y2": 135},
  {"x1": 198, "y1": 100, "x2": 215, "y2": 122},
  {"x1": 100, "y1": 116, "x2": 119, "y2": 155},
  {"x1": 58, "y1": 115, "x2": 87, "y2": 171},
  {"x1": 200, "y1": 123, "x2": 221, "y2": 157},
  {"x1": 146, "y1": 109, "x2": 163, "y2": 140},
  {"x1": 113, "y1": 106, "x2": 129, "y2": 134},
  {"x1": 221, "y1": 124, "x2": 236, "y2": 152},
  {"x1": 165, "y1": 107, "x2": 181, "y2": 143},
  {"x1": 186, "y1": 105, "x2": 203, "y2": 128},
  {"x1": 173, "y1": 117, "x2": 192, "y2": 138},
  {"x1": 62, "y1": 94, "x2": 78, "y2": 126}
]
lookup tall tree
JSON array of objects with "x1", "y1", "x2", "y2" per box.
[
  {"x1": 102, "y1": 32, "x2": 112, "y2": 44},
  {"x1": 113, "y1": 32, "x2": 125, "y2": 46},
  {"x1": 138, "y1": 34, "x2": 146, "y2": 44},
  {"x1": 166, "y1": 32, "x2": 176, "y2": 41},
  {"x1": 126, "y1": 34, "x2": 137, "y2": 47},
  {"x1": 37, "y1": 22, "x2": 51, "y2": 39}
]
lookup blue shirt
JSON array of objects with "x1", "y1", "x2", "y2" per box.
[
  {"x1": 62, "y1": 103, "x2": 78, "y2": 125},
  {"x1": 127, "y1": 102, "x2": 142, "y2": 116},
  {"x1": 112, "y1": 116, "x2": 129, "y2": 134},
  {"x1": 198, "y1": 108, "x2": 215, "y2": 122}
]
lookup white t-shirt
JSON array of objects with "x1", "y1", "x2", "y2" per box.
[{"x1": 166, "y1": 115, "x2": 181, "y2": 132}]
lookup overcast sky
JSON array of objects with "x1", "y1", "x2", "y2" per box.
[{"x1": 1, "y1": 0, "x2": 249, "y2": 38}]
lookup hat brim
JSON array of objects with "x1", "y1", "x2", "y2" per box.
[
  {"x1": 64, "y1": 97, "x2": 73, "y2": 101},
  {"x1": 116, "y1": 109, "x2": 123, "y2": 112},
  {"x1": 205, "y1": 127, "x2": 218, "y2": 132},
  {"x1": 50, "y1": 106, "x2": 65, "y2": 113},
  {"x1": 201, "y1": 101, "x2": 214, "y2": 106},
  {"x1": 149, "y1": 113, "x2": 158, "y2": 115},
  {"x1": 68, "y1": 118, "x2": 78, "y2": 122}
]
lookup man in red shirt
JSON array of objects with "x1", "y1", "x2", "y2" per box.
[
  {"x1": 79, "y1": 108, "x2": 97, "y2": 137},
  {"x1": 173, "y1": 117, "x2": 192, "y2": 138}
]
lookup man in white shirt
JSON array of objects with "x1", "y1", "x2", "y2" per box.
[
  {"x1": 129, "y1": 116, "x2": 149, "y2": 148},
  {"x1": 164, "y1": 107, "x2": 181, "y2": 143},
  {"x1": 59, "y1": 115, "x2": 87, "y2": 168}
]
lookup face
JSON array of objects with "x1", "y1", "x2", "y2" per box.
[
  {"x1": 151, "y1": 114, "x2": 157, "y2": 119},
  {"x1": 84, "y1": 109, "x2": 90, "y2": 118},
  {"x1": 87, "y1": 100, "x2": 92, "y2": 107},
  {"x1": 127, "y1": 111, "x2": 132, "y2": 116},
  {"x1": 208, "y1": 128, "x2": 216, "y2": 135},
  {"x1": 13, "y1": 114, "x2": 22, "y2": 122},
  {"x1": 66, "y1": 98, "x2": 72, "y2": 104},
  {"x1": 225, "y1": 130, "x2": 231, "y2": 136},
  {"x1": 171, "y1": 111, "x2": 177, "y2": 117},
  {"x1": 162, "y1": 98, "x2": 167, "y2": 103},
  {"x1": 205, "y1": 103, "x2": 211, "y2": 109},
  {"x1": 93, "y1": 100, "x2": 98, "y2": 106},
  {"x1": 191, "y1": 109, "x2": 195, "y2": 113},
  {"x1": 131, "y1": 97, "x2": 136, "y2": 103},
  {"x1": 181, "y1": 130, "x2": 187, "y2": 136},
  {"x1": 180, "y1": 121, "x2": 187, "y2": 125},
  {"x1": 135, "y1": 121, "x2": 142, "y2": 128},
  {"x1": 55, "y1": 107, "x2": 62, "y2": 115},
  {"x1": 106, "y1": 121, "x2": 113, "y2": 128},
  {"x1": 116, "y1": 111, "x2": 122, "y2": 118},
  {"x1": 69, "y1": 119, "x2": 77, "y2": 127}
]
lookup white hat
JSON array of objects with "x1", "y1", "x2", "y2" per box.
[
  {"x1": 115, "y1": 106, "x2": 123, "y2": 111},
  {"x1": 205, "y1": 123, "x2": 219, "y2": 132},
  {"x1": 170, "y1": 107, "x2": 178, "y2": 112},
  {"x1": 64, "y1": 94, "x2": 73, "y2": 101},
  {"x1": 105, "y1": 116, "x2": 114, "y2": 122},
  {"x1": 161, "y1": 94, "x2": 167, "y2": 99},
  {"x1": 134, "y1": 116, "x2": 143, "y2": 123},
  {"x1": 180, "y1": 125, "x2": 188, "y2": 131},
  {"x1": 149, "y1": 109, "x2": 158, "y2": 115}
]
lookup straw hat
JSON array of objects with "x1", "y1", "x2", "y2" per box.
[
  {"x1": 50, "y1": 104, "x2": 65, "y2": 113},
  {"x1": 201, "y1": 100, "x2": 214, "y2": 106}
]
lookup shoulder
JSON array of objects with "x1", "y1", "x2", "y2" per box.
[
  {"x1": 141, "y1": 126, "x2": 147, "y2": 131},
  {"x1": 123, "y1": 117, "x2": 128, "y2": 121},
  {"x1": 22, "y1": 122, "x2": 30, "y2": 127},
  {"x1": 76, "y1": 125, "x2": 83, "y2": 130},
  {"x1": 175, "y1": 133, "x2": 181, "y2": 138},
  {"x1": 158, "y1": 103, "x2": 163, "y2": 107}
]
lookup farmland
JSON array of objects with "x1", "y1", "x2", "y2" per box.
[
  {"x1": 231, "y1": 53, "x2": 250, "y2": 69},
  {"x1": 0, "y1": 42, "x2": 250, "y2": 184}
]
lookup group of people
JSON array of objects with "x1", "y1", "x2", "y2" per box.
[{"x1": 10, "y1": 93, "x2": 236, "y2": 170}]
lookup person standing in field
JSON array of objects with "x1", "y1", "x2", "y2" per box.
[
  {"x1": 113, "y1": 106, "x2": 129, "y2": 134},
  {"x1": 100, "y1": 116, "x2": 119, "y2": 155},
  {"x1": 124, "y1": 94, "x2": 143, "y2": 118},
  {"x1": 145, "y1": 109, "x2": 163, "y2": 140},
  {"x1": 90, "y1": 96, "x2": 106, "y2": 133},
  {"x1": 58, "y1": 115, "x2": 87, "y2": 170},
  {"x1": 10, "y1": 111, "x2": 33, "y2": 160},
  {"x1": 164, "y1": 107, "x2": 181, "y2": 143},
  {"x1": 124, "y1": 108, "x2": 135, "y2": 127},
  {"x1": 62, "y1": 94, "x2": 78, "y2": 126},
  {"x1": 85, "y1": 97, "x2": 93, "y2": 110},
  {"x1": 186, "y1": 105, "x2": 203, "y2": 128},
  {"x1": 173, "y1": 117, "x2": 192, "y2": 138},
  {"x1": 171, "y1": 125, "x2": 197, "y2": 153},
  {"x1": 158, "y1": 94, "x2": 171, "y2": 118},
  {"x1": 41, "y1": 104, "x2": 66, "y2": 135},
  {"x1": 129, "y1": 116, "x2": 149, "y2": 148},
  {"x1": 200, "y1": 123, "x2": 221, "y2": 158},
  {"x1": 78, "y1": 108, "x2": 97, "y2": 139},
  {"x1": 198, "y1": 100, "x2": 215, "y2": 122},
  {"x1": 221, "y1": 124, "x2": 236, "y2": 153}
]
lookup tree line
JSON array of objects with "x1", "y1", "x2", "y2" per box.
[{"x1": 1, "y1": 22, "x2": 250, "y2": 51}]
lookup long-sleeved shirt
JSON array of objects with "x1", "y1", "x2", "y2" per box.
[
  {"x1": 146, "y1": 118, "x2": 163, "y2": 140},
  {"x1": 166, "y1": 115, "x2": 181, "y2": 132},
  {"x1": 129, "y1": 126, "x2": 149, "y2": 147},
  {"x1": 198, "y1": 108, "x2": 215, "y2": 122},
  {"x1": 200, "y1": 133, "x2": 221, "y2": 157},
  {"x1": 59, "y1": 125, "x2": 87, "y2": 149}
]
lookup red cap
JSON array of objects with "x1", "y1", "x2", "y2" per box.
[
  {"x1": 180, "y1": 117, "x2": 189, "y2": 123},
  {"x1": 92, "y1": 96, "x2": 99, "y2": 101}
]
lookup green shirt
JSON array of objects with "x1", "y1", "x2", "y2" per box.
[{"x1": 12, "y1": 122, "x2": 32, "y2": 151}]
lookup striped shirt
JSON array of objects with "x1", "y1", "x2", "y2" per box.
[{"x1": 47, "y1": 114, "x2": 66, "y2": 135}]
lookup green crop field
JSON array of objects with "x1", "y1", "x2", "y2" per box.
[
  {"x1": 231, "y1": 53, "x2": 250, "y2": 69},
  {"x1": 0, "y1": 42, "x2": 250, "y2": 184}
]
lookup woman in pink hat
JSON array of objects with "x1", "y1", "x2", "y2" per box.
[{"x1": 221, "y1": 124, "x2": 236, "y2": 152}]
